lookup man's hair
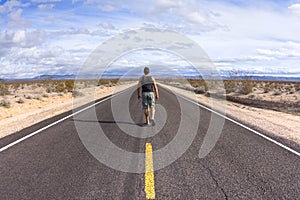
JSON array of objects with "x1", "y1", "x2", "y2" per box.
[{"x1": 144, "y1": 67, "x2": 150, "y2": 74}]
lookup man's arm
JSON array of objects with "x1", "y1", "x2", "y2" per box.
[
  {"x1": 137, "y1": 77, "x2": 141, "y2": 100},
  {"x1": 152, "y1": 77, "x2": 159, "y2": 100}
]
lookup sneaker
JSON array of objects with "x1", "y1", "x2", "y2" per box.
[
  {"x1": 143, "y1": 122, "x2": 151, "y2": 127},
  {"x1": 150, "y1": 119, "x2": 155, "y2": 126}
]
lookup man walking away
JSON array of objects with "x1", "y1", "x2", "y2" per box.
[{"x1": 137, "y1": 67, "x2": 159, "y2": 126}]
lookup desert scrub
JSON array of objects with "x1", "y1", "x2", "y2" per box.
[
  {"x1": 46, "y1": 86, "x2": 53, "y2": 93},
  {"x1": 53, "y1": 81, "x2": 65, "y2": 93},
  {"x1": 240, "y1": 80, "x2": 254, "y2": 95},
  {"x1": 187, "y1": 79, "x2": 208, "y2": 91},
  {"x1": 295, "y1": 83, "x2": 300, "y2": 91},
  {"x1": 273, "y1": 90, "x2": 282, "y2": 96},
  {"x1": 0, "y1": 99, "x2": 11, "y2": 108},
  {"x1": 224, "y1": 80, "x2": 236, "y2": 94},
  {"x1": 65, "y1": 80, "x2": 75, "y2": 92},
  {"x1": 72, "y1": 90, "x2": 84, "y2": 97},
  {"x1": 263, "y1": 84, "x2": 271, "y2": 93},
  {"x1": 0, "y1": 82, "x2": 10, "y2": 96},
  {"x1": 11, "y1": 82, "x2": 21, "y2": 92},
  {"x1": 24, "y1": 95, "x2": 32, "y2": 99},
  {"x1": 16, "y1": 98, "x2": 24, "y2": 104},
  {"x1": 98, "y1": 79, "x2": 119, "y2": 86},
  {"x1": 33, "y1": 95, "x2": 42, "y2": 100}
]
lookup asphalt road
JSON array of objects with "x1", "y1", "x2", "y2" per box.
[{"x1": 0, "y1": 85, "x2": 300, "y2": 199}]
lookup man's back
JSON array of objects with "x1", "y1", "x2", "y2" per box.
[{"x1": 141, "y1": 75, "x2": 154, "y2": 93}]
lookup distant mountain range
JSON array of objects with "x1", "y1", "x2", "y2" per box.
[{"x1": 2, "y1": 73, "x2": 300, "y2": 82}]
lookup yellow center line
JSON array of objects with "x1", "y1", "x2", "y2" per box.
[{"x1": 145, "y1": 143, "x2": 156, "y2": 199}]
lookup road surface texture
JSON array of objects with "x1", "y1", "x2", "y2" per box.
[{"x1": 0, "y1": 85, "x2": 299, "y2": 199}]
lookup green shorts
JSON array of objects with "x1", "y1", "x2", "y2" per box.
[{"x1": 142, "y1": 92, "x2": 155, "y2": 109}]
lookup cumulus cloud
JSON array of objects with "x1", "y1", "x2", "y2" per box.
[
  {"x1": 1, "y1": 45, "x2": 82, "y2": 79},
  {"x1": 0, "y1": 5, "x2": 6, "y2": 14},
  {"x1": 288, "y1": 3, "x2": 300, "y2": 16},
  {"x1": 45, "y1": 15, "x2": 56, "y2": 22},
  {"x1": 38, "y1": 4, "x2": 55, "y2": 9},
  {"x1": 98, "y1": 4, "x2": 117, "y2": 12},
  {"x1": 257, "y1": 43, "x2": 300, "y2": 59},
  {"x1": 98, "y1": 22, "x2": 115, "y2": 30},
  {"x1": 8, "y1": 9, "x2": 30, "y2": 27},
  {"x1": 0, "y1": 27, "x2": 109, "y2": 52},
  {"x1": 288, "y1": 4, "x2": 300, "y2": 11},
  {"x1": 0, "y1": 0, "x2": 30, "y2": 14},
  {"x1": 148, "y1": 0, "x2": 226, "y2": 33},
  {"x1": 153, "y1": 0, "x2": 177, "y2": 9},
  {"x1": 31, "y1": 0, "x2": 61, "y2": 3},
  {"x1": 0, "y1": 30, "x2": 47, "y2": 48}
]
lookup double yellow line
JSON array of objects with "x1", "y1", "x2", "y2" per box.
[{"x1": 145, "y1": 143, "x2": 156, "y2": 199}]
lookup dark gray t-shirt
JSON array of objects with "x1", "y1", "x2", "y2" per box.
[{"x1": 141, "y1": 75, "x2": 154, "y2": 93}]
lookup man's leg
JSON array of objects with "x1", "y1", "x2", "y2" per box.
[
  {"x1": 144, "y1": 108, "x2": 150, "y2": 124},
  {"x1": 150, "y1": 107, "x2": 155, "y2": 120},
  {"x1": 149, "y1": 92, "x2": 156, "y2": 125}
]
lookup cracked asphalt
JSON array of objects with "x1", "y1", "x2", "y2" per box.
[{"x1": 0, "y1": 86, "x2": 300, "y2": 199}]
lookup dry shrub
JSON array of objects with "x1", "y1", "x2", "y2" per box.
[
  {"x1": 53, "y1": 82, "x2": 65, "y2": 93},
  {"x1": 11, "y1": 82, "x2": 21, "y2": 91},
  {"x1": 187, "y1": 79, "x2": 208, "y2": 91},
  {"x1": 264, "y1": 84, "x2": 271, "y2": 93},
  {"x1": 98, "y1": 79, "x2": 119, "y2": 86},
  {"x1": 25, "y1": 95, "x2": 32, "y2": 99},
  {"x1": 224, "y1": 80, "x2": 236, "y2": 94},
  {"x1": 16, "y1": 98, "x2": 24, "y2": 104},
  {"x1": 0, "y1": 82, "x2": 10, "y2": 96},
  {"x1": 0, "y1": 99, "x2": 11, "y2": 108},
  {"x1": 65, "y1": 80, "x2": 75, "y2": 92},
  {"x1": 33, "y1": 95, "x2": 42, "y2": 100},
  {"x1": 72, "y1": 90, "x2": 84, "y2": 97},
  {"x1": 273, "y1": 90, "x2": 282, "y2": 96},
  {"x1": 295, "y1": 83, "x2": 300, "y2": 91},
  {"x1": 240, "y1": 79, "x2": 254, "y2": 95}
]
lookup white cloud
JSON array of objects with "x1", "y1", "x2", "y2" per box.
[
  {"x1": 154, "y1": 0, "x2": 177, "y2": 9},
  {"x1": 256, "y1": 42, "x2": 300, "y2": 59},
  {"x1": 8, "y1": 9, "x2": 30, "y2": 27},
  {"x1": 288, "y1": 3, "x2": 300, "y2": 17},
  {"x1": 0, "y1": 0, "x2": 30, "y2": 13},
  {"x1": 38, "y1": 4, "x2": 55, "y2": 9},
  {"x1": 147, "y1": 0, "x2": 226, "y2": 33},
  {"x1": 98, "y1": 22, "x2": 115, "y2": 30},
  {"x1": 31, "y1": 0, "x2": 61, "y2": 3},
  {"x1": 4, "y1": 0, "x2": 22, "y2": 11},
  {"x1": 0, "y1": 30, "x2": 46, "y2": 48},
  {"x1": 44, "y1": 15, "x2": 56, "y2": 22},
  {"x1": 288, "y1": 4, "x2": 300, "y2": 11},
  {"x1": 0, "y1": 6, "x2": 5, "y2": 14},
  {"x1": 98, "y1": 4, "x2": 117, "y2": 12}
]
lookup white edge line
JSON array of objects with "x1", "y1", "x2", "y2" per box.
[
  {"x1": 159, "y1": 84, "x2": 300, "y2": 157},
  {"x1": 0, "y1": 87, "x2": 132, "y2": 153}
]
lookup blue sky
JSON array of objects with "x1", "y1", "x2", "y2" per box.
[{"x1": 0, "y1": 0, "x2": 300, "y2": 79}]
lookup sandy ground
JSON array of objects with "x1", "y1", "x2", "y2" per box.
[
  {"x1": 0, "y1": 82, "x2": 136, "y2": 139},
  {"x1": 159, "y1": 83, "x2": 300, "y2": 148}
]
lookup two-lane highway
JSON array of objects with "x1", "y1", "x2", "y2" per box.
[{"x1": 1, "y1": 85, "x2": 299, "y2": 199}]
